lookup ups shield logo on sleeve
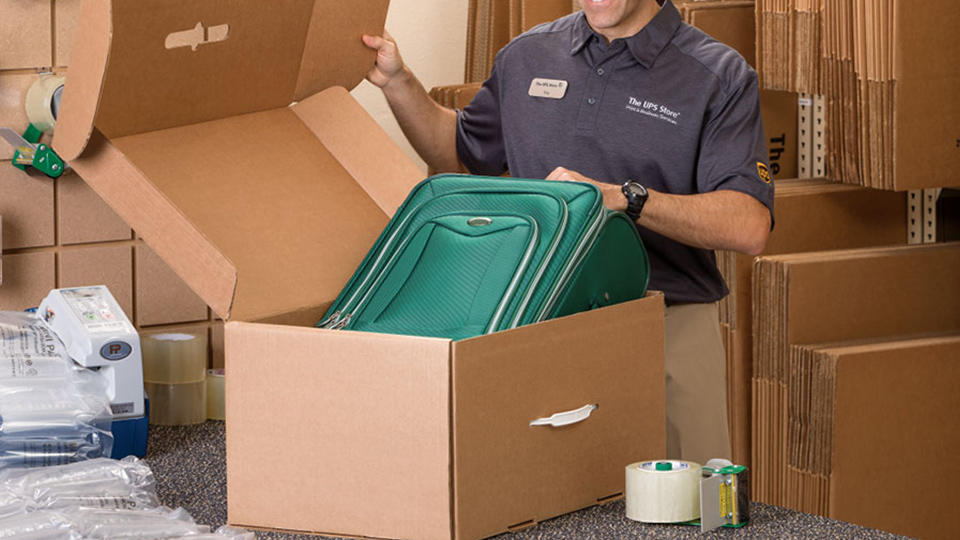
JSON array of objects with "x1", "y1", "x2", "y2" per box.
[{"x1": 757, "y1": 162, "x2": 772, "y2": 183}]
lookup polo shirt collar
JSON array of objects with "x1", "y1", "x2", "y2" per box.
[{"x1": 569, "y1": 0, "x2": 682, "y2": 69}]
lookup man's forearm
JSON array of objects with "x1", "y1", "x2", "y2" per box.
[
  {"x1": 637, "y1": 189, "x2": 771, "y2": 256},
  {"x1": 546, "y1": 167, "x2": 771, "y2": 256},
  {"x1": 382, "y1": 67, "x2": 461, "y2": 173}
]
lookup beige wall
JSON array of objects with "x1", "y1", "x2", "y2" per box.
[{"x1": 351, "y1": 0, "x2": 469, "y2": 174}]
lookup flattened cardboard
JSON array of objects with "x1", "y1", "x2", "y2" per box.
[
  {"x1": 722, "y1": 182, "x2": 905, "y2": 466},
  {"x1": 520, "y1": 0, "x2": 572, "y2": 33},
  {"x1": 828, "y1": 337, "x2": 960, "y2": 540},
  {"x1": 0, "y1": 164, "x2": 55, "y2": 250},
  {"x1": 0, "y1": 252, "x2": 55, "y2": 311},
  {"x1": 752, "y1": 243, "x2": 960, "y2": 509},
  {"x1": 785, "y1": 246, "x2": 960, "y2": 345},
  {"x1": 758, "y1": 0, "x2": 960, "y2": 190},
  {"x1": 57, "y1": 171, "x2": 131, "y2": 245},
  {"x1": 59, "y1": 245, "x2": 134, "y2": 315},
  {"x1": 787, "y1": 335, "x2": 960, "y2": 540},
  {"x1": 685, "y1": 1, "x2": 756, "y2": 66}
]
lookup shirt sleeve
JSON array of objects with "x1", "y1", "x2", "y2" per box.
[
  {"x1": 696, "y1": 69, "x2": 775, "y2": 224},
  {"x1": 456, "y1": 62, "x2": 509, "y2": 176}
]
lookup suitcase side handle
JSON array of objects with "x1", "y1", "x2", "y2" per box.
[{"x1": 529, "y1": 403, "x2": 598, "y2": 428}]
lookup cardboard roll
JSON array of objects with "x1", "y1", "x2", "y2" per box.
[
  {"x1": 25, "y1": 74, "x2": 66, "y2": 133},
  {"x1": 625, "y1": 460, "x2": 702, "y2": 523}
]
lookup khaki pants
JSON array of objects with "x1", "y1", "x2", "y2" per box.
[{"x1": 664, "y1": 302, "x2": 731, "y2": 464}]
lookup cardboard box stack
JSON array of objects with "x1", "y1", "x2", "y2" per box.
[
  {"x1": 428, "y1": 83, "x2": 483, "y2": 113},
  {"x1": 54, "y1": 1, "x2": 667, "y2": 538},
  {"x1": 787, "y1": 335, "x2": 960, "y2": 540},
  {"x1": 716, "y1": 179, "x2": 906, "y2": 465},
  {"x1": 756, "y1": 0, "x2": 960, "y2": 190},
  {"x1": 750, "y1": 243, "x2": 960, "y2": 538}
]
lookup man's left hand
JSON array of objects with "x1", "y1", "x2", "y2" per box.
[{"x1": 546, "y1": 167, "x2": 627, "y2": 212}]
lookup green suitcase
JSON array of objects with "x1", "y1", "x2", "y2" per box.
[{"x1": 318, "y1": 175, "x2": 649, "y2": 339}]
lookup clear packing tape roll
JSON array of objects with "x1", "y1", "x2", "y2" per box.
[
  {"x1": 625, "y1": 460, "x2": 702, "y2": 523},
  {"x1": 141, "y1": 333, "x2": 207, "y2": 426},
  {"x1": 206, "y1": 369, "x2": 225, "y2": 421},
  {"x1": 25, "y1": 74, "x2": 66, "y2": 133},
  {"x1": 141, "y1": 333, "x2": 207, "y2": 385}
]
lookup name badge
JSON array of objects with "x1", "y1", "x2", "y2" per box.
[{"x1": 528, "y1": 78, "x2": 568, "y2": 99}]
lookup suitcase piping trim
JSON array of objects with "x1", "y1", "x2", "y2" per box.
[{"x1": 329, "y1": 188, "x2": 572, "y2": 332}]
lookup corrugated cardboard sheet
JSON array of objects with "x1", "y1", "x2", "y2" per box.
[
  {"x1": 750, "y1": 242, "x2": 960, "y2": 540},
  {"x1": 757, "y1": 0, "x2": 960, "y2": 190},
  {"x1": 717, "y1": 179, "x2": 906, "y2": 466}
]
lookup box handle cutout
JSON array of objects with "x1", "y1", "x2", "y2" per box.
[
  {"x1": 529, "y1": 403, "x2": 598, "y2": 428},
  {"x1": 165, "y1": 22, "x2": 230, "y2": 51}
]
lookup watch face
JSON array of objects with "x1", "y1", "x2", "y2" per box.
[{"x1": 625, "y1": 182, "x2": 647, "y2": 197}]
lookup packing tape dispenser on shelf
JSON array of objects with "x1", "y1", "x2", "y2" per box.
[
  {"x1": 625, "y1": 458, "x2": 750, "y2": 532},
  {"x1": 25, "y1": 74, "x2": 66, "y2": 134}
]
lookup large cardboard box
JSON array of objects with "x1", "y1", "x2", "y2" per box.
[{"x1": 54, "y1": 1, "x2": 666, "y2": 538}]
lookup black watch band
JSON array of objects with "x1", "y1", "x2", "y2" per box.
[{"x1": 621, "y1": 181, "x2": 648, "y2": 221}]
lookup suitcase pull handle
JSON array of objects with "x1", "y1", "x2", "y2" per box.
[{"x1": 529, "y1": 404, "x2": 598, "y2": 428}]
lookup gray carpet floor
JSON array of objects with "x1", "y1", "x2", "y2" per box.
[{"x1": 144, "y1": 421, "x2": 907, "y2": 540}]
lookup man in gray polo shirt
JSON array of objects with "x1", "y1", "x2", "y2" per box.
[{"x1": 363, "y1": 0, "x2": 773, "y2": 463}]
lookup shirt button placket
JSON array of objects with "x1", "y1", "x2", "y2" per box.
[{"x1": 576, "y1": 65, "x2": 609, "y2": 132}]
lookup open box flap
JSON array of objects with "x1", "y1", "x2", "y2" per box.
[
  {"x1": 54, "y1": 0, "x2": 389, "y2": 159},
  {"x1": 54, "y1": 0, "x2": 424, "y2": 321}
]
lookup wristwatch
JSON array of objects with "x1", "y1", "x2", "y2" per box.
[{"x1": 621, "y1": 181, "x2": 649, "y2": 222}]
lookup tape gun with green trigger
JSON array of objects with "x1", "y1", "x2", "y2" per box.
[
  {"x1": 0, "y1": 125, "x2": 67, "y2": 179},
  {"x1": 696, "y1": 458, "x2": 750, "y2": 531}
]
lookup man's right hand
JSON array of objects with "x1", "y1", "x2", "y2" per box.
[
  {"x1": 358, "y1": 31, "x2": 462, "y2": 173},
  {"x1": 362, "y1": 32, "x2": 405, "y2": 89}
]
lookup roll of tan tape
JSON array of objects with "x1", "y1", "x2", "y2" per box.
[
  {"x1": 24, "y1": 74, "x2": 66, "y2": 133},
  {"x1": 625, "y1": 460, "x2": 702, "y2": 523},
  {"x1": 206, "y1": 368, "x2": 225, "y2": 421},
  {"x1": 145, "y1": 380, "x2": 206, "y2": 425},
  {"x1": 141, "y1": 332, "x2": 208, "y2": 385}
]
